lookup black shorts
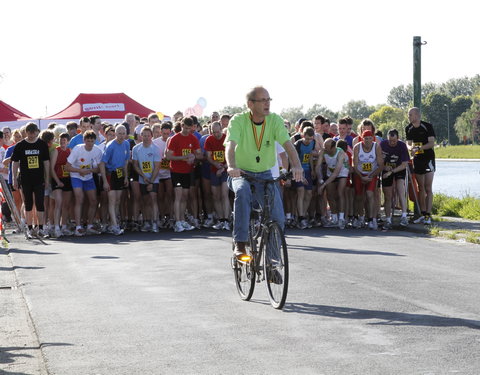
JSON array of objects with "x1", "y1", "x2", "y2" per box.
[
  {"x1": 382, "y1": 170, "x2": 406, "y2": 187},
  {"x1": 140, "y1": 183, "x2": 159, "y2": 195},
  {"x1": 171, "y1": 172, "x2": 191, "y2": 189},
  {"x1": 413, "y1": 157, "x2": 436, "y2": 174},
  {"x1": 52, "y1": 177, "x2": 73, "y2": 192},
  {"x1": 21, "y1": 180, "x2": 45, "y2": 211},
  {"x1": 106, "y1": 170, "x2": 126, "y2": 190}
]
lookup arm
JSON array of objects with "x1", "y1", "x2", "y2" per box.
[
  {"x1": 370, "y1": 143, "x2": 384, "y2": 178},
  {"x1": 12, "y1": 161, "x2": 19, "y2": 190},
  {"x1": 43, "y1": 160, "x2": 50, "y2": 187},
  {"x1": 150, "y1": 161, "x2": 161, "y2": 183},
  {"x1": 319, "y1": 151, "x2": 344, "y2": 192},
  {"x1": 50, "y1": 149, "x2": 63, "y2": 186},
  {"x1": 226, "y1": 140, "x2": 241, "y2": 177},
  {"x1": 282, "y1": 140, "x2": 303, "y2": 182}
]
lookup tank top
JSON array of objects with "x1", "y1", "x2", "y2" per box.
[
  {"x1": 324, "y1": 148, "x2": 349, "y2": 178},
  {"x1": 54, "y1": 146, "x2": 71, "y2": 179},
  {"x1": 295, "y1": 140, "x2": 315, "y2": 171},
  {"x1": 357, "y1": 142, "x2": 378, "y2": 176}
]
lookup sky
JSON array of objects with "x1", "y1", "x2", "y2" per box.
[{"x1": 1, "y1": 0, "x2": 479, "y2": 119}]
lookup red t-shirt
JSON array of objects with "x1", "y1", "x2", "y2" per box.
[
  {"x1": 167, "y1": 133, "x2": 200, "y2": 173},
  {"x1": 54, "y1": 146, "x2": 71, "y2": 179},
  {"x1": 204, "y1": 134, "x2": 226, "y2": 172}
]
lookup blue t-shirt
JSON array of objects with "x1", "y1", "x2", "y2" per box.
[
  {"x1": 193, "y1": 131, "x2": 202, "y2": 142},
  {"x1": 68, "y1": 133, "x2": 101, "y2": 149},
  {"x1": 132, "y1": 143, "x2": 161, "y2": 184},
  {"x1": 101, "y1": 140, "x2": 130, "y2": 172},
  {"x1": 333, "y1": 135, "x2": 353, "y2": 148},
  {"x1": 6, "y1": 144, "x2": 15, "y2": 184},
  {"x1": 295, "y1": 140, "x2": 315, "y2": 171}
]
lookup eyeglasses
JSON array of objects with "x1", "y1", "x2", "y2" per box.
[{"x1": 251, "y1": 98, "x2": 272, "y2": 103}]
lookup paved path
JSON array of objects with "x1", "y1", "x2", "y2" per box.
[{"x1": 1, "y1": 226, "x2": 480, "y2": 374}]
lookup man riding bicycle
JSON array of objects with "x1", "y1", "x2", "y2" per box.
[{"x1": 225, "y1": 86, "x2": 304, "y2": 260}]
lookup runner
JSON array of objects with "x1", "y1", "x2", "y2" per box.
[
  {"x1": 68, "y1": 117, "x2": 92, "y2": 150},
  {"x1": 204, "y1": 121, "x2": 231, "y2": 230},
  {"x1": 132, "y1": 126, "x2": 161, "y2": 233},
  {"x1": 406, "y1": 107, "x2": 436, "y2": 225},
  {"x1": 380, "y1": 129, "x2": 409, "y2": 229},
  {"x1": 99, "y1": 124, "x2": 130, "y2": 235},
  {"x1": 166, "y1": 116, "x2": 202, "y2": 232},
  {"x1": 11, "y1": 123, "x2": 50, "y2": 239}
]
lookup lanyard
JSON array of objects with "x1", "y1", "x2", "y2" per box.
[{"x1": 250, "y1": 115, "x2": 266, "y2": 153}]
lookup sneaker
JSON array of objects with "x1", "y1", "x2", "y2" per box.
[
  {"x1": 61, "y1": 227, "x2": 74, "y2": 236},
  {"x1": 413, "y1": 216, "x2": 425, "y2": 224},
  {"x1": 223, "y1": 221, "x2": 231, "y2": 231},
  {"x1": 53, "y1": 227, "x2": 63, "y2": 238},
  {"x1": 141, "y1": 222, "x2": 151, "y2": 232},
  {"x1": 383, "y1": 221, "x2": 392, "y2": 230},
  {"x1": 352, "y1": 218, "x2": 361, "y2": 229},
  {"x1": 86, "y1": 227, "x2": 101, "y2": 235},
  {"x1": 298, "y1": 219, "x2": 308, "y2": 230},
  {"x1": 320, "y1": 217, "x2": 330, "y2": 227},
  {"x1": 131, "y1": 222, "x2": 140, "y2": 232},
  {"x1": 182, "y1": 221, "x2": 195, "y2": 231},
  {"x1": 112, "y1": 225, "x2": 124, "y2": 236},
  {"x1": 174, "y1": 221, "x2": 185, "y2": 233},
  {"x1": 212, "y1": 221, "x2": 224, "y2": 230},
  {"x1": 203, "y1": 217, "x2": 214, "y2": 228},
  {"x1": 74, "y1": 227, "x2": 86, "y2": 237},
  {"x1": 399, "y1": 216, "x2": 409, "y2": 227},
  {"x1": 368, "y1": 220, "x2": 378, "y2": 230},
  {"x1": 267, "y1": 267, "x2": 283, "y2": 285},
  {"x1": 192, "y1": 218, "x2": 201, "y2": 229},
  {"x1": 151, "y1": 222, "x2": 159, "y2": 233},
  {"x1": 25, "y1": 229, "x2": 34, "y2": 240},
  {"x1": 338, "y1": 218, "x2": 346, "y2": 230},
  {"x1": 37, "y1": 229, "x2": 50, "y2": 239},
  {"x1": 424, "y1": 216, "x2": 432, "y2": 225}
]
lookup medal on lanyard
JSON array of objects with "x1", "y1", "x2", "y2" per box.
[{"x1": 251, "y1": 115, "x2": 266, "y2": 163}]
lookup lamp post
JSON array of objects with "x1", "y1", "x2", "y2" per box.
[{"x1": 444, "y1": 103, "x2": 450, "y2": 145}]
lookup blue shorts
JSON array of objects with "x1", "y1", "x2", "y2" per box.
[
  {"x1": 293, "y1": 169, "x2": 313, "y2": 190},
  {"x1": 71, "y1": 177, "x2": 97, "y2": 191},
  {"x1": 201, "y1": 161, "x2": 211, "y2": 180},
  {"x1": 210, "y1": 170, "x2": 227, "y2": 186}
]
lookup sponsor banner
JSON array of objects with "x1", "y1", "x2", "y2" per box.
[{"x1": 83, "y1": 103, "x2": 125, "y2": 112}]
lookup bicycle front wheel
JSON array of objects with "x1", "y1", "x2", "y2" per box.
[
  {"x1": 263, "y1": 222, "x2": 289, "y2": 309},
  {"x1": 232, "y1": 241, "x2": 256, "y2": 301}
]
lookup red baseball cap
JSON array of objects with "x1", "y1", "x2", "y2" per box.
[{"x1": 362, "y1": 130, "x2": 374, "y2": 138}]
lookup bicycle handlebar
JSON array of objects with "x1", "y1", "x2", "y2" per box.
[{"x1": 241, "y1": 170, "x2": 293, "y2": 184}]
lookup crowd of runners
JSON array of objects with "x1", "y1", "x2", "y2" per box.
[{"x1": 1, "y1": 103, "x2": 436, "y2": 239}]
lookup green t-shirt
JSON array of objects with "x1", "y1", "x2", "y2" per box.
[{"x1": 225, "y1": 111, "x2": 290, "y2": 173}]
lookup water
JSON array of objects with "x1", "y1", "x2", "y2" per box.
[{"x1": 433, "y1": 160, "x2": 480, "y2": 198}]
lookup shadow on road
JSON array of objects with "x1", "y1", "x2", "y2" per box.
[
  {"x1": 0, "y1": 266, "x2": 45, "y2": 271},
  {"x1": 283, "y1": 302, "x2": 480, "y2": 329},
  {"x1": 288, "y1": 244, "x2": 404, "y2": 257},
  {"x1": 4, "y1": 248, "x2": 59, "y2": 256}
]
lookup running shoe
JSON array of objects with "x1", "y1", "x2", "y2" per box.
[
  {"x1": 413, "y1": 216, "x2": 425, "y2": 224},
  {"x1": 383, "y1": 221, "x2": 392, "y2": 230},
  {"x1": 298, "y1": 219, "x2": 308, "y2": 230},
  {"x1": 86, "y1": 227, "x2": 101, "y2": 235},
  {"x1": 25, "y1": 229, "x2": 34, "y2": 240},
  {"x1": 151, "y1": 222, "x2": 159, "y2": 233},
  {"x1": 53, "y1": 227, "x2": 63, "y2": 238},
  {"x1": 112, "y1": 225, "x2": 124, "y2": 236},
  {"x1": 192, "y1": 218, "x2": 201, "y2": 229},
  {"x1": 399, "y1": 216, "x2": 409, "y2": 227},
  {"x1": 141, "y1": 222, "x2": 151, "y2": 232},
  {"x1": 368, "y1": 220, "x2": 378, "y2": 230},
  {"x1": 174, "y1": 221, "x2": 185, "y2": 233},
  {"x1": 223, "y1": 221, "x2": 231, "y2": 231},
  {"x1": 182, "y1": 221, "x2": 195, "y2": 231},
  {"x1": 74, "y1": 227, "x2": 86, "y2": 237},
  {"x1": 424, "y1": 216, "x2": 432, "y2": 225},
  {"x1": 338, "y1": 218, "x2": 346, "y2": 230},
  {"x1": 212, "y1": 221, "x2": 224, "y2": 230},
  {"x1": 62, "y1": 227, "x2": 74, "y2": 236},
  {"x1": 203, "y1": 217, "x2": 214, "y2": 228}
]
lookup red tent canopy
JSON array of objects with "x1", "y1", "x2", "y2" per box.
[
  {"x1": 0, "y1": 100, "x2": 31, "y2": 121},
  {"x1": 44, "y1": 93, "x2": 155, "y2": 120}
]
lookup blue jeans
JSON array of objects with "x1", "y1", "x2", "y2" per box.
[{"x1": 228, "y1": 170, "x2": 285, "y2": 243}]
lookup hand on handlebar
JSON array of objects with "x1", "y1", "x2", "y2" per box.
[
  {"x1": 290, "y1": 166, "x2": 304, "y2": 183},
  {"x1": 227, "y1": 167, "x2": 242, "y2": 178}
]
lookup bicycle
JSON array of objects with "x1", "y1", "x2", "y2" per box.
[{"x1": 231, "y1": 171, "x2": 291, "y2": 309}]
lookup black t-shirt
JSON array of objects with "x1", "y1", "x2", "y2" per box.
[
  {"x1": 322, "y1": 132, "x2": 331, "y2": 141},
  {"x1": 405, "y1": 121, "x2": 435, "y2": 159},
  {"x1": 11, "y1": 138, "x2": 50, "y2": 183}
]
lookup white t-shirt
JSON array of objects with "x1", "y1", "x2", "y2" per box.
[
  {"x1": 270, "y1": 142, "x2": 285, "y2": 179},
  {"x1": 0, "y1": 146, "x2": 7, "y2": 180},
  {"x1": 152, "y1": 137, "x2": 171, "y2": 180},
  {"x1": 67, "y1": 144, "x2": 103, "y2": 181}
]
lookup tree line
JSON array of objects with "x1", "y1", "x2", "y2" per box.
[{"x1": 211, "y1": 75, "x2": 480, "y2": 145}]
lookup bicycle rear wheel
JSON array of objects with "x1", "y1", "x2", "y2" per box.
[
  {"x1": 263, "y1": 222, "x2": 289, "y2": 309},
  {"x1": 232, "y1": 239, "x2": 256, "y2": 301}
]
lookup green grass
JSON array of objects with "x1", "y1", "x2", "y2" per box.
[
  {"x1": 428, "y1": 226, "x2": 480, "y2": 245},
  {"x1": 434, "y1": 145, "x2": 480, "y2": 159},
  {"x1": 432, "y1": 194, "x2": 480, "y2": 220}
]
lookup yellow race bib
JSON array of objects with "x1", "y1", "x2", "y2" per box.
[
  {"x1": 116, "y1": 168, "x2": 123, "y2": 178},
  {"x1": 160, "y1": 159, "x2": 170, "y2": 170},
  {"x1": 61, "y1": 165, "x2": 70, "y2": 177},
  {"x1": 182, "y1": 149, "x2": 191, "y2": 156},
  {"x1": 413, "y1": 142, "x2": 424, "y2": 154},
  {"x1": 27, "y1": 156, "x2": 39, "y2": 169},
  {"x1": 212, "y1": 151, "x2": 225, "y2": 162},
  {"x1": 142, "y1": 161, "x2": 152, "y2": 174},
  {"x1": 302, "y1": 153, "x2": 311, "y2": 163},
  {"x1": 362, "y1": 162, "x2": 372, "y2": 172}
]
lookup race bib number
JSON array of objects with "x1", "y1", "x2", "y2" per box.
[
  {"x1": 182, "y1": 149, "x2": 191, "y2": 156},
  {"x1": 61, "y1": 165, "x2": 70, "y2": 177},
  {"x1": 328, "y1": 167, "x2": 335, "y2": 173},
  {"x1": 160, "y1": 159, "x2": 170, "y2": 170},
  {"x1": 302, "y1": 154, "x2": 311, "y2": 163},
  {"x1": 116, "y1": 168, "x2": 123, "y2": 178},
  {"x1": 414, "y1": 142, "x2": 424, "y2": 154},
  {"x1": 212, "y1": 151, "x2": 225, "y2": 162},
  {"x1": 27, "y1": 156, "x2": 39, "y2": 169},
  {"x1": 80, "y1": 164, "x2": 91, "y2": 170},
  {"x1": 142, "y1": 161, "x2": 152, "y2": 174},
  {"x1": 362, "y1": 162, "x2": 372, "y2": 172},
  {"x1": 386, "y1": 162, "x2": 396, "y2": 169}
]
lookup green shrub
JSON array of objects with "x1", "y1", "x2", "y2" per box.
[{"x1": 432, "y1": 194, "x2": 480, "y2": 220}]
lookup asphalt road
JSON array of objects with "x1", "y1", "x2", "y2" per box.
[{"x1": 3, "y1": 227, "x2": 480, "y2": 375}]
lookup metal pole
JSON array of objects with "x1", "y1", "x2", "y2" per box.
[
  {"x1": 444, "y1": 104, "x2": 450, "y2": 145},
  {"x1": 413, "y1": 37, "x2": 427, "y2": 110}
]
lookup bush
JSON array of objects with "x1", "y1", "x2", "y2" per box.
[{"x1": 432, "y1": 193, "x2": 480, "y2": 220}]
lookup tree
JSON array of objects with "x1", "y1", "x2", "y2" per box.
[
  {"x1": 369, "y1": 106, "x2": 407, "y2": 139},
  {"x1": 304, "y1": 104, "x2": 337, "y2": 122},
  {"x1": 422, "y1": 92, "x2": 451, "y2": 143},
  {"x1": 339, "y1": 100, "x2": 375, "y2": 120},
  {"x1": 449, "y1": 96, "x2": 474, "y2": 144},
  {"x1": 280, "y1": 106, "x2": 305, "y2": 125},
  {"x1": 439, "y1": 75, "x2": 480, "y2": 97},
  {"x1": 454, "y1": 97, "x2": 480, "y2": 144},
  {"x1": 217, "y1": 105, "x2": 247, "y2": 116},
  {"x1": 387, "y1": 82, "x2": 438, "y2": 109}
]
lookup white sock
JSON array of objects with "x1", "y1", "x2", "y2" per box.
[
  {"x1": 339, "y1": 212, "x2": 345, "y2": 220},
  {"x1": 401, "y1": 212, "x2": 407, "y2": 218}
]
